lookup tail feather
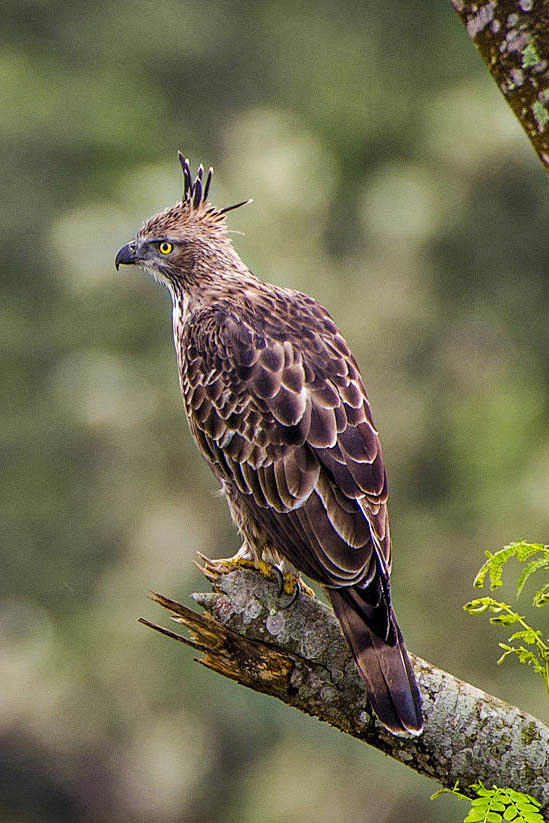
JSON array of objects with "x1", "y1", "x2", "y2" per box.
[{"x1": 328, "y1": 587, "x2": 423, "y2": 736}]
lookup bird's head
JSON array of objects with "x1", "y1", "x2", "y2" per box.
[{"x1": 115, "y1": 153, "x2": 252, "y2": 293}]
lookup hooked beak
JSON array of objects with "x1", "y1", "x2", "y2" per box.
[{"x1": 115, "y1": 243, "x2": 138, "y2": 270}]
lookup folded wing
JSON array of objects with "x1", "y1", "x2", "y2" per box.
[{"x1": 180, "y1": 303, "x2": 423, "y2": 735}]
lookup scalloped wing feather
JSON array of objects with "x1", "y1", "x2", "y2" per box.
[{"x1": 179, "y1": 298, "x2": 391, "y2": 582}]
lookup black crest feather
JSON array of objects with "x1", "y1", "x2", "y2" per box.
[{"x1": 177, "y1": 152, "x2": 251, "y2": 215}]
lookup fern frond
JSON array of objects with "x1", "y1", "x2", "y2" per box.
[
  {"x1": 464, "y1": 586, "x2": 549, "y2": 696},
  {"x1": 497, "y1": 644, "x2": 545, "y2": 674},
  {"x1": 474, "y1": 548, "x2": 516, "y2": 590},
  {"x1": 432, "y1": 781, "x2": 544, "y2": 823},
  {"x1": 473, "y1": 541, "x2": 544, "y2": 593},
  {"x1": 517, "y1": 554, "x2": 549, "y2": 599}
]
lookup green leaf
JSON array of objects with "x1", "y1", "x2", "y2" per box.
[
  {"x1": 465, "y1": 808, "x2": 490, "y2": 822},
  {"x1": 517, "y1": 555, "x2": 549, "y2": 599},
  {"x1": 490, "y1": 613, "x2": 519, "y2": 625},
  {"x1": 508, "y1": 790, "x2": 539, "y2": 804},
  {"x1": 490, "y1": 802, "x2": 506, "y2": 812},
  {"x1": 430, "y1": 781, "x2": 468, "y2": 802},
  {"x1": 473, "y1": 542, "x2": 548, "y2": 597},
  {"x1": 459, "y1": 782, "x2": 546, "y2": 823},
  {"x1": 533, "y1": 582, "x2": 549, "y2": 608},
  {"x1": 515, "y1": 647, "x2": 540, "y2": 665},
  {"x1": 465, "y1": 598, "x2": 492, "y2": 613},
  {"x1": 510, "y1": 540, "x2": 545, "y2": 562},
  {"x1": 473, "y1": 557, "x2": 493, "y2": 589},
  {"x1": 474, "y1": 549, "x2": 511, "y2": 590},
  {"x1": 508, "y1": 629, "x2": 541, "y2": 645}
]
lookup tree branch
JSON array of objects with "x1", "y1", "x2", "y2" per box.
[
  {"x1": 451, "y1": 0, "x2": 549, "y2": 174},
  {"x1": 140, "y1": 561, "x2": 549, "y2": 815}
]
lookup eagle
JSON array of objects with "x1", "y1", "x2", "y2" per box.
[{"x1": 115, "y1": 155, "x2": 423, "y2": 736}]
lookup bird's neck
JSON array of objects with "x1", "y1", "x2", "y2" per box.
[{"x1": 169, "y1": 242, "x2": 260, "y2": 338}]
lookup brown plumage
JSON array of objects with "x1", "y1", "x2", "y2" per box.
[{"x1": 115, "y1": 155, "x2": 423, "y2": 736}]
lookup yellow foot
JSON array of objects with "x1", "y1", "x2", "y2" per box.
[
  {"x1": 275, "y1": 570, "x2": 315, "y2": 599},
  {"x1": 195, "y1": 552, "x2": 314, "y2": 601},
  {"x1": 194, "y1": 551, "x2": 257, "y2": 584}
]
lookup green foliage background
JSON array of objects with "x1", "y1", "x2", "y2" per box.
[{"x1": 2, "y1": 2, "x2": 549, "y2": 821}]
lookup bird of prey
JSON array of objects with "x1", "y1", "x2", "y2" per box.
[{"x1": 115, "y1": 155, "x2": 423, "y2": 737}]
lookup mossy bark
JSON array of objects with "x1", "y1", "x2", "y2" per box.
[
  {"x1": 451, "y1": 0, "x2": 549, "y2": 173},
  {"x1": 140, "y1": 564, "x2": 549, "y2": 816}
]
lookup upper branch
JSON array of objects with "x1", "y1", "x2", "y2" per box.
[
  {"x1": 451, "y1": 0, "x2": 549, "y2": 173},
  {"x1": 140, "y1": 561, "x2": 549, "y2": 815}
]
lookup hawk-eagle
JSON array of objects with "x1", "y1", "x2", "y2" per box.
[{"x1": 115, "y1": 156, "x2": 423, "y2": 737}]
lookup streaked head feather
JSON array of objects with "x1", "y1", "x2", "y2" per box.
[{"x1": 138, "y1": 154, "x2": 252, "y2": 244}]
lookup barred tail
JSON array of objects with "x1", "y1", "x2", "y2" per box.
[{"x1": 328, "y1": 587, "x2": 423, "y2": 737}]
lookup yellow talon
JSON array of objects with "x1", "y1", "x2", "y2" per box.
[
  {"x1": 194, "y1": 551, "x2": 255, "y2": 580},
  {"x1": 195, "y1": 551, "x2": 315, "y2": 601},
  {"x1": 283, "y1": 573, "x2": 315, "y2": 599},
  {"x1": 256, "y1": 558, "x2": 276, "y2": 579}
]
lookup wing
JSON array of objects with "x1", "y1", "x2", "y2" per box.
[
  {"x1": 181, "y1": 302, "x2": 424, "y2": 735},
  {"x1": 180, "y1": 300, "x2": 391, "y2": 595}
]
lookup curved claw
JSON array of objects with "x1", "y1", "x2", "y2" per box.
[
  {"x1": 272, "y1": 565, "x2": 285, "y2": 597},
  {"x1": 279, "y1": 579, "x2": 300, "y2": 610}
]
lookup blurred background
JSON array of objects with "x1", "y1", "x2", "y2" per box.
[{"x1": 2, "y1": 1, "x2": 549, "y2": 821}]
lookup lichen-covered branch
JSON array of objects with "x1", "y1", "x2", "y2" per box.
[
  {"x1": 140, "y1": 562, "x2": 549, "y2": 815},
  {"x1": 451, "y1": 0, "x2": 549, "y2": 173}
]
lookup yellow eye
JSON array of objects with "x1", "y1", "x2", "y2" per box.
[{"x1": 159, "y1": 241, "x2": 173, "y2": 255}]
